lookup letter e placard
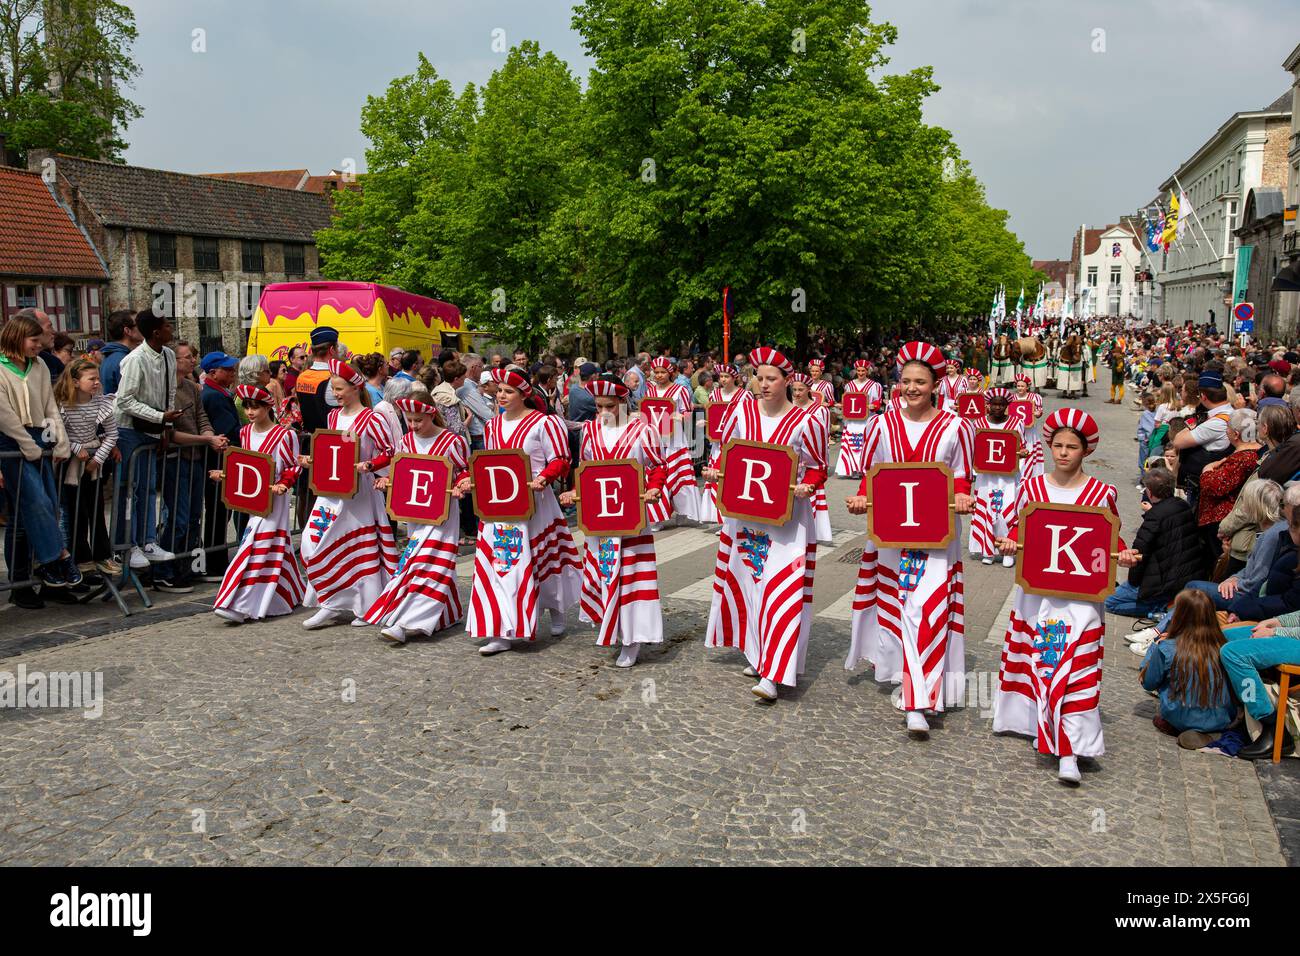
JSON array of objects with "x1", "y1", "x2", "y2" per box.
[
  {"x1": 309, "y1": 429, "x2": 359, "y2": 498},
  {"x1": 387, "y1": 454, "x2": 453, "y2": 526},
  {"x1": 974, "y1": 429, "x2": 1020, "y2": 475},
  {"x1": 717, "y1": 439, "x2": 797, "y2": 525},
  {"x1": 574, "y1": 459, "x2": 645, "y2": 537},
  {"x1": 865, "y1": 462, "x2": 954, "y2": 549},
  {"x1": 222, "y1": 447, "x2": 275, "y2": 517},
  {"x1": 470, "y1": 448, "x2": 534, "y2": 522},
  {"x1": 1016, "y1": 502, "x2": 1119, "y2": 601}
]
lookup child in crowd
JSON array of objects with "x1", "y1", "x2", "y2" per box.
[
  {"x1": 1135, "y1": 392, "x2": 1156, "y2": 490},
  {"x1": 55, "y1": 358, "x2": 120, "y2": 576}
]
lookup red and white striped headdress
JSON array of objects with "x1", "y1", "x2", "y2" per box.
[
  {"x1": 1014, "y1": 373, "x2": 1031, "y2": 386},
  {"x1": 328, "y1": 359, "x2": 365, "y2": 387},
  {"x1": 985, "y1": 387, "x2": 1012, "y2": 401},
  {"x1": 853, "y1": 359, "x2": 871, "y2": 371},
  {"x1": 234, "y1": 384, "x2": 273, "y2": 404},
  {"x1": 585, "y1": 377, "x2": 629, "y2": 400},
  {"x1": 715, "y1": 364, "x2": 738, "y2": 379},
  {"x1": 394, "y1": 397, "x2": 436, "y2": 415},
  {"x1": 896, "y1": 342, "x2": 947, "y2": 376},
  {"x1": 1043, "y1": 408, "x2": 1099, "y2": 454},
  {"x1": 649, "y1": 357, "x2": 675, "y2": 370},
  {"x1": 788, "y1": 372, "x2": 812, "y2": 385},
  {"x1": 749, "y1": 347, "x2": 793, "y2": 375},
  {"x1": 807, "y1": 358, "x2": 825, "y2": 371},
  {"x1": 490, "y1": 368, "x2": 532, "y2": 395}
]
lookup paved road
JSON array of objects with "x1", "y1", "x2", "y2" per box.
[{"x1": 0, "y1": 380, "x2": 1284, "y2": 865}]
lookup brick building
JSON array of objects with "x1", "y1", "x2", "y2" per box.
[{"x1": 0, "y1": 166, "x2": 108, "y2": 337}]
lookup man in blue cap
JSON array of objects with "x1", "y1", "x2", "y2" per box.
[{"x1": 200, "y1": 351, "x2": 242, "y2": 580}]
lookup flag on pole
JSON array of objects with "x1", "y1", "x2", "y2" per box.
[
  {"x1": 1161, "y1": 190, "x2": 1179, "y2": 250},
  {"x1": 1177, "y1": 190, "x2": 1193, "y2": 242},
  {"x1": 1143, "y1": 209, "x2": 1161, "y2": 252},
  {"x1": 1060, "y1": 284, "x2": 1072, "y2": 337}
]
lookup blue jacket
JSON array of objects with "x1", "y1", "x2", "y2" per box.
[
  {"x1": 1237, "y1": 519, "x2": 1290, "y2": 596},
  {"x1": 99, "y1": 342, "x2": 132, "y2": 395},
  {"x1": 1140, "y1": 639, "x2": 1237, "y2": 733},
  {"x1": 201, "y1": 383, "x2": 241, "y2": 448},
  {"x1": 1228, "y1": 539, "x2": 1300, "y2": 620}
]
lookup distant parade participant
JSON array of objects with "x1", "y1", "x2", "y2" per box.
[
  {"x1": 297, "y1": 359, "x2": 397, "y2": 629},
  {"x1": 964, "y1": 366, "x2": 984, "y2": 394},
  {"x1": 807, "y1": 358, "x2": 835, "y2": 406},
  {"x1": 845, "y1": 341, "x2": 975, "y2": 737},
  {"x1": 361, "y1": 391, "x2": 470, "y2": 644},
  {"x1": 704, "y1": 347, "x2": 830, "y2": 702},
  {"x1": 644, "y1": 356, "x2": 701, "y2": 523},
  {"x1": 468, "y1": 369, "x2": 582, "y2": 655},
  {"x1": 936, "y1": 357, "x2": 965, "y2": 412},
  {"x1": 790, "y1": 373, "x2": 833, "y2": 544},
  {"x1": 966, "y1": 387, "x2": 1025, "y2": 568},
  {"x1": 1013, "y1": 373, "x2": 1045, "y2": 478},
  {"x1": 700, "y1": 364, "x2": 753, "y2": 525},
  {"x1": 992, "y1": 409, "x2": 1138, "y2": 785},
  {"x1": 559, "y1": 375, "x2": 670, "y2": 667},
  {"x1": 834, "y1": 359, "x2": 881, "y2": 480},
  {"x1": 210, "y1": 385, "x2": 305, "y2": 624}
]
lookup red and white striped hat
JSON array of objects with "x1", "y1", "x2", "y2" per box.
[
  {"x1": 649, "y1": 357, "x2": 675, "y2": 370},
  {"x1": 490, "y1": 368, "x2": 533, "y2": 395},
  {"x1": 1014, "y1": 373, "x2": 1031, "y2": 386},
  {"x1": 394, "y1": 397, "x2": 436, "y2": 415},
  {"x1": 788, "y1": 372, "x2": 812, "y2": 385},
  {"x1": 807, "y1": 358, "x2": 825, "y2": 370},
  {"x1": 749, "y1": 347, "x2": 793, "y2": 375},
  {"x1": 1043, "y1": 408, "x2": 1099, "y2": 454},
  {"x1": 853, "y1": 359, "x2": 871, "y2": 371},
  {"x1": 715, "y1": 363, "x2": 738, "y2": 379},
  {"x1": 985, "y1": 387, "x2": 1012, "y2": 401},
  {"x1": 328, "y1": 359, "x2": 365, "y2": 387},
  {"x1": 234, "y1": 384, "x2": 273, "y2": 404},
  {"x1": 895, "y1": 341, "x2": 947, "y2": 376},
  {"x1": 585, "y1": 377, "x2": 629, "y2": 400}
]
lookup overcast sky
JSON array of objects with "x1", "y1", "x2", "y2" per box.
[{"x1": 122, "y1": 0, "x2": 1297, "y2": 261}]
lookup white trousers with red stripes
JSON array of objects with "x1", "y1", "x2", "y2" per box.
[
  {"x1": 967, "y1": 473, "x2": 1016, "y2": 557},
  {"x1": 361, "y1": 503, "x2": 464, "y2": 635},
  {"x1": 834, "y1": 425, "x2": 867, "y2": 477},
  {"x1": 578, "y1": 533, "x2": 663, "y2": 647},
  {"x1": 300, "y1": 487, "x2": 397, "y2": 617},
  {"x1": 662, "y1": 445, "x2": 701, "y2": 522},
  {"x1": 700, "y1": 444, "x2": 723, "y2": 523},
  {"x1": 213, "y1": 496, "x2": 304, "y2": 620}
]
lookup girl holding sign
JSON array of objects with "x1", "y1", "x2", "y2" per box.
[
  {"x1": 468, "y1": 369, "x2": 582, "y2": 655},
  {"x1": 1012, "y1": 374, "x2": 1045, "y2": 478},
  {"x1": 297, "y1": 359, "x2": 397, "y2": 630},
  {"x1": 936, "y1": 357, "x2": 965, "y2": 413},
  {"x1": 967, "y1": 387, "x2": 1026, "y2": 568},
  {"x1": 703, "y1": 347, "x2": 830, "y2": 702},
  {"x1": 790, "y1": 373, "x2": 834, "y2": 544},
  {"x1": 845, "y1": 341, "x2": 975, "y2": 737},
  {"x1": 991, "y1": 409, "x2": 1138, "y2": 784},
  {"x1": 806, "y1": 359, "x2": 835, "y2": 406},
  {"x1": 210, "y1": 385, "x2": 306, "y2": 624},
  {"x1": 360, "y1": 391, "x2": 470, "y2": 644},
  {"x1": 834, "y1": 360, "x2": 881, "y2": 480},
  {"x1": 700, "y1": 364, "x2": 754, "y2": 525},
  {"x1": 558, "y1": 375, "x2": 669, "y2": 667},
  {"x1": 644, "y1": 357, "x2": 701, "y2": 523}
]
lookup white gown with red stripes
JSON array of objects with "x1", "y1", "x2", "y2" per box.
[
  {"x1": 701, "y1": 387, "x2": 755, "y2": 524},
  {"x1": 577, "y1": 416, "x2": 669, "y2": 647},
  {"x1": 361, "y1": 428, "x2": 469, "y2": 635},
  {"x1": 845, "y1": 408, "x2": 974, "y2": 711},
  {"x1": 992, "y1": 475, "x2": 1116, "y2": 758},
  {"x1": 936, "y1": 374, "x2": 965, "y2": 413},
  {"x1": 1018, "y1": 391, "x2": 1045, "y2": 478},
  {"x1": 705, "y1": 401, "x2": 829, "y2": 687},
  {"x1": 300, "y1": 407, "x2": 398, "y2": 617},
  {"x1": 796, "y1": 400, "x2": 834, "y2": 544},
  {"x1": 644, "y1": 382, "x2": 701, "y2": 522},
  {"x1": 810, "y1": 378, "x2": 835, "y2": 406},
  {"x1": 967, "y1": 415, "x2": 1025, "y2": 557},
  {"x1": 213, "y1": 423, "x2": 306, "y2": 620},
  {"x1": 835, "y1": 378, "x2": 882, "y2": 478},
  {"x1": 468, "y1": 410, "x2": 582, "y2": 641}
]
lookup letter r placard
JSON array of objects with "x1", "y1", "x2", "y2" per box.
[
  {"x1": 222, "y1": 447, "x2": 275, "y2": 518},
  {"x1": 717, "y1": 439, "x2": 797, "y2": 525},
  {"x1": 575, "y1": 459, "x2": 646, "y2": 537},
  {"x1": 469, "y1": 448, "x2": 534, "y2": 522},
  {"x1": 387, "y1": 454, "x2": 453, "y2": 526},
  {"x1": 864, "y1": 462, "x2": 954, "y2": 549},
  {"x1": 1016, "y1": 502, "x2": 1120, "y2": 601},
  {"x1": 309, "y1": 429, "x2": 359, "y2": 498}
]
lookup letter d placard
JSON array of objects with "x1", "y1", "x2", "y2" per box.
[
  {"x1": 469, "y1": 448, "x2": 535, "y2": 522},
  {"x1": 574, "y1": 459, "x2": 646, "y2": 537},
  {"x1": 1016, "y1": 502, "x2": 1120, "y2": 601},
  {"x1": 221, "y1": 447, "x2": 275, "y2": 518},
  {"x1": 864, "y1": 462, "x2": 954, "y2": 549},
  {"x1": 717, "y1": 439, "x2": 797, "y2": 525}
]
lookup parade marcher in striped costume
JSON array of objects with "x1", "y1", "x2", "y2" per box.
[
  {"x1": 790, "y1": 373, "x2": 833, "y2": 545},
  {"x1": 807, "y1": 358, "x2": 836, "y2": 407},
  {"x1": 298, "y1": 359, "x2": 398, "y2": 629},
  {"x1": 699, "y1": 364, "x2": 753, "y2": 526},
  {"x1": 704, "y1": 347, "x2": 830, "y2": 702},
  {"x1": 469, "y1": 369, "x2": 582, "y2": 655},
  {"x1": 360, "y1": 392, "x2": 470, "y2": 644},
  {"x1": 966, "y1": 388, "x2": 1026, "y2": 568},
  {"x1": 964, "y1": 367, "x2": 985, "y2": 395},
  {"x1": 992, "y1": 409, "x2": 1138, "y2": 785},
  {"x1": 845, "y1": 342, "x2": 975, "y2": 737},
  {"x1": 834, "y1": 359, "x2": 882, "y2": 480},
  {"x1": 210, "y1": 385, "x2": 305, "y2": 624},
  {"x1": 558, "y1": 375, "x2": 670, "y2": 667},
  {"x1": 645, "y1": 357, "x2": 701, "y2": 523},
  {"x1": 936, "y1": 358, "x2": 965, "y2": 413},
  {"x1": 1014, "y1": 374, "x2": 1046, "y2": 478}
]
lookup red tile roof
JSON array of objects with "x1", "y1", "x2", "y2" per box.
[
  {"x1": 204, "y1": 169, "x2": 311, "y2": 190},
  {"x1": 1032, "y1": 259, "x2": 1071, "y2": 286},
  {"x1": 0, "y1": 166, "x2": 107, "y2": 281}
]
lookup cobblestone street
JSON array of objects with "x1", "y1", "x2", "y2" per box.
[{"x1": 0, "y1": 385, "x2": 1286, "y2": 865}]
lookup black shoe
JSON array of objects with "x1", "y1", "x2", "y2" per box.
[
  {"x1": 7, "y1": 587, "x2": 44, "y2": 609},
  {"x1": 1239, "y1": 722, "x2": 1293, "y2": 760},
  {"x1": 62, "y1": 555, "x2": 83, "y2": 587},
  {"x1": 34, "y1": 561, "x2": 68, "y2": 588},
  {"x1": 153, "y1": 578, "x2": 194, "y2": 594}
]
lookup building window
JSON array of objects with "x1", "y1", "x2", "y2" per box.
[
  {"x1": 283, "y1": 243, "x2": 305, "y2": 276},
  {"x1": 241, "y1": 241, "x2": 264, "y2": 273},
  {"x1": 63, "y1": 287, "x2": 81, "y2": 332},
  {"x1": 1087, "y1": 267, "x2": 1098, "y2": 287},
  {"x1": 195, "y1": 283, "x2": 224, "y2": 355},
  {"x1": 16, "y1": 285, "x2": 37, "y2": 309},
  {"x1": 194, "y1": 237, "x2": 221, "y2": 271},
  {"x1": 1110, "y1": 266, "x2": 1121, "y2": 286},
  {"x1": 148, "y1": 233, "x2": 176, "y2": 270}
]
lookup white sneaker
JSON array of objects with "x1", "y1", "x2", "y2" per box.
[
  {"x1": 141, "y1": 542, "x2": 175, "y2": 563},
  {"x1": 381, "y1": 625, "x2": 407, "y2": 644},
  {"x1": 981, "y1": 556, "x2": 994, "y2": 565},
  {"x1": 213, "y1": 608, "x2": 245, "y2": 624},
  {"x1": 1002, "y1": 555, "x2": 1015, "y2": 568},
  {"x1": 1058, "y1": 756, "x2": 1081, "y2": 784},
  {"x1": 906, "y1": 711, "x2": 930, "y2": 734},
  {"x1": 742, "y1": 665, "x2": 759, "y2": 678},
  {"x1": 127, "y1": 547, "x2": 149, "y2": 570},
  {"x1": 1129, "y1": 638, "x2": 1156, "y2": 657},
  {"x1": 615, "y1": 644, "x2": 640, "y2": 668},
  {"x1": 751, "y1": 678, "x2": 778, "y2": 700},
  {"x1": 479, "y1": 638, "x2": 514, "y2": 655},
  {"x1": 303, "y1": 608, "x2": 346, "y2": 630},
  {"x1": 350, "y1": 617, "x2": 369, "y2": 627},
  {"x1": 550, "y1": 610, "x2": 566, "y2": 636},
  {"x1": 1125, "y1": 627, "x2": 1158, "y2": 649}
]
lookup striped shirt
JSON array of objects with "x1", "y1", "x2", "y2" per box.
[{"x1": 60, "y1": 394, "x2": 118, "y2": 465}]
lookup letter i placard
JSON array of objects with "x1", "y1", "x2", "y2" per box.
[
  {"x1": 222, "y1": 447, "x2": 276, "y2": 518},
  {"x1": 864, "y1": 462, "x2": 955, "y2": 550},
  {"x1": 309, "y1": 429, "x2": 360, "y2": 498},
  {"x1": 1015, "y1": 502, "x2": 1120, "y2": 601},
  {"x1": 573, "y1": 459, "x2": 646, "y2": 537},
  {"x1": 469, "y1": 448, "x2": 535, "y2": 522}
]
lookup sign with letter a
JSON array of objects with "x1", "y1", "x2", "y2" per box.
[
  {"x1": 574, "y1": 459, "x2": 646, "y2": 537},
  {"x1": 469, "y1": 448, "x2": 535, "y2": 522},
  {"x1": 958, "y1": 393, "x2": 986, "y2": 419},
  {"x1": 308, "y1": 430, "x2": 359, "y2": 499},
  {"x1": 717, "y1": 439, "x2": 797, "y2": 525},
  {"x1": 386, "y1": 454, "x2": 454, "y2": 526},
  {"x1": 1016, "y1": 502, "x2": 1120, "y2": 601},
  {"x1": 222, "y1": 447, "x2": 275, "y2": 518},
  {"x1": 864, "y1": 462, "x2": 954, "y2": 549},
  {"x1": 705, "y1": 402, "x2": 730, "y2": 442},
  {"x1": 973, "y1": 429, "x2": 1020, "y2": 475}
]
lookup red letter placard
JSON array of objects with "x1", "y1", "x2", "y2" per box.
[
  {"x1": 575, "y1": 459, "x2": 645, "y2": 537},
  {"x1": 717, "y1": 439, "x2": 797, "y2": 525},
  {"x1": 957, "y1": 392, "x2": 986, "y2": 419},
  {"x1": 639, "y1": 397, "x2": 676, "y2": 438},
  {"x1": 1008, "y1": 400, "x2": 1034, "y2": 429},
  {"x1": 864, "y1": 462, "x2": 954, "y2": 550},
  {"x1": 705, "y1": 402, "x2": 730, "y2": 442},
  {"x1": 1016, "y1": 503, "x2": 1119, "y2": 601},
  {"x1": 470, "y1": 448, "x2": 534, "y2": 522},
  {"x1": 386, "y1": 453, "x2": 453, "y2": 526},
  {"x1": 973, "y1": 429, "x2": 1020, "y2": 475},
  {"x1": 841, "y1": 391, "x2": 870, "y2": 421},
  {"x1": 222, "y1": 447, "x2": 275, "y2": 518},
  {"x1": 309, "y1": 429, "x2": 359, "y2": 498}
]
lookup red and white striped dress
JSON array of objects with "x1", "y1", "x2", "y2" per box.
[
  {"x1": 213, "y1": 423, "x2": 306, "y2": 620},
  {"x1": 706, "y1": 401, "x2": 829, "y2": 687},
  {"x1": 992, "y1": 474, "x2": 1118, "y2": 758},
  {"x1": 300, "y1": 407, "x2": 398, "y2": 617},
  {"x1": 835, "y1": 377, "x2": 882, "y2": 478},
  {"x1": 361, "y1": 428, "x2": 469, "y2": 635},
  {"x1": 936, "y1": 374, "x2": 965, "y2": 413},
  {"x1": 967, "y1": 415, "x2": 1025, "y2": 558},
  {"x1": 577, "y1": 415, "x2": 670, "y2": 647},
  {"x1": 643, "y1": 381, "x2": 701, "y2": 521},
  {"x1": 845, "y1": 408, "x2": 974, "y2": 711},
  {"x1": 1018, "y1": 390, "x2": 1045, "y2": 477},
  {"x1": 468, "y1": 410, "x2": 582, "y2": 641},
  {"x1": 701, "y1": 386, "x2": 755, "y2": 523},
  {"x1": 795, "y1": 399, "x2": 833, "y2": 543},
  {"x1": 809, "y1": 377, "x2": 835, "y2": 406}
]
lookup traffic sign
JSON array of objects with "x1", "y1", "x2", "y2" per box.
[{"x1": 1234, "y1": 302, "x2": 1254, "y2": 322}]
